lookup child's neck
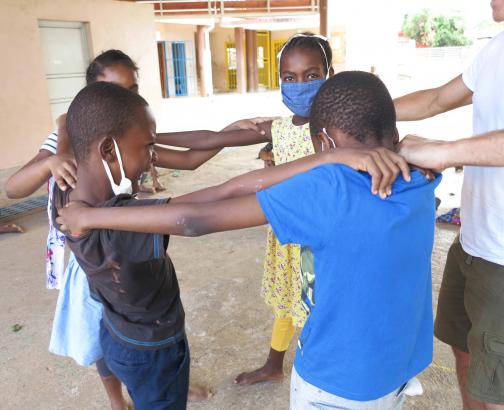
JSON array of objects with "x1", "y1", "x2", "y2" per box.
[
  {"x1": 69, "y1": 165, "x2": 114, "y2": 206},
  {"x1": 292, "y1": 115, "x2": 309, "y2": 126}
]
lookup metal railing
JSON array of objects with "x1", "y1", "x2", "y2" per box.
[{"x1": 134, "y1": 1, "x2": 319, "y2": 16}]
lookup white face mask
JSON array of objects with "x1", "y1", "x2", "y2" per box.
[
  {"x1": 101, "y1": 139, "x2": 133, "y2": 195},
  {"x1": 321, "y1": 127, "x2": 336, "y2": 152}
]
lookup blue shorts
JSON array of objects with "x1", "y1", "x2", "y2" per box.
[{"x1": 100, "y1": 322, "x2": 190, "y2": 410}]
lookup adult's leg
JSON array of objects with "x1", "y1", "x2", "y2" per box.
[
  {"x1": 235, "y1": 316, "x2": 296, "y2": 385},
  {"x1": 453, "y1": 348, "x2": 504, "y2": 410},
  {"x1": 436, "y1": 237, "x2": 504, "y2": 409},
  {"x1": 463, "y1": 254, "x2": 504, "y2": 409},
  {"x1": 435, "y1": 237, "x2": 474, "y2": 408}
]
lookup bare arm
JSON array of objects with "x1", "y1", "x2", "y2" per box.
[
  {"x1": 170, "y1": 147, "x2": 410, "y2": 204},
  {"x1": 5, "y1": 151, "x2": 77, "y2": 199},
  {"x1": 394, "y1": 75, "x2": 473, "y2": 121},
  {"x1": 154, "y1": 146, "x2": 221, "y2": 170},
  {"x1": 399, "y1": 131, "x2": 504, "y2": 170},
  {"x1": 155, "y1": 124, "x2": 272, "y2": 149},
  {"x1": 57, "y1": 147, "x2": 411, "y2": 236},
  {"x1": 5, "y1": 150, "x2": 53, "y2": 198},
  {"x1": 60, "y1": 195, "x2": 266, "y2": 237}
]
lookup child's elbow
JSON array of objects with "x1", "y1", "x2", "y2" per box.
[
  {"x1": 177, "y1": 216, "x2": 210, "y2": 237},
  {"x1": 5, "y1": 181, "x2": 23, "y2": 199}
]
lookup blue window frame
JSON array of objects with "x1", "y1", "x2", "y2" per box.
[
  {"x1": 171, "y1": 42, "x2": 188, "y2": 96},
  {"x1": 159, "y1": 40, "x2": 195, "y2": 98}
]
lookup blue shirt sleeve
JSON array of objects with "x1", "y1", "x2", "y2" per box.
[{"x1": 256, "y1": 165, "x2": 342, "y2": 250}]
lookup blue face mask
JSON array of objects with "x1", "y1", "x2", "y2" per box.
[{"x1": 281, "y1": 78, "x2": 326, "y2": 118}]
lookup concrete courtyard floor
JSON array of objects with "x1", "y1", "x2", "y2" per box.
[{"x1": 0, "y1": 141, "x2": 465, "y2": 410}]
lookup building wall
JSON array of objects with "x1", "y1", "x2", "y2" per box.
[
  {"x1": 209, "y1": 26, "x2": 322, "y2": 92},
  {"x1": 155, "y1": 23, "x2": 198, "y2": 97},
  {"x1": 0, "y1": 0, "x2": 161, "y2": 171},
  {"x1": 209, "y1": 27, "x2": 235, "y2": 93},
  {"x1": 156, "y1": 23, "x2": 195, "y2": 42}
]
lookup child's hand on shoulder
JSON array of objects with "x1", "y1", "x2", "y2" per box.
[
  {"x1": 331, "y1": 147, "x2": 411, "y2": 199},
  {"x1": 48, "y1": 154, "x2": 77, "y2": 191},
  {"x1": 56, "y1": 201, "x2": 90, "y2": 237}
]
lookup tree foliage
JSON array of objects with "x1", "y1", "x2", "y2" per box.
[{"x1": 402, "y1": 10, "x2": 472, "y2": 47}]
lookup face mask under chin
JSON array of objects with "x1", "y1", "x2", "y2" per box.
[{"x1": 101, "y1": 139, "x2": 133, "y2": 196}]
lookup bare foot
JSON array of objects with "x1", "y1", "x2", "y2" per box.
[
  {"x1": 234, "y1": 364, "x2": 284, "y2": 386},
  {"x1": 0, "y1": 224, "x2": 24, "y2": 234},
  {"x1": 188, "y1": 384, "x2": 212, "y2": 402},
  {"x1": 138, "y1": 183, "x2": 155, "y2": 194},
  {"x1": 153, "y1": 179, "x2": 166, "y2": 192},
  {"x1": 235, "y1": 348, "x2": 286, "y2": 386}
]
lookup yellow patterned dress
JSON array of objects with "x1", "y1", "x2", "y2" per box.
[{"x1": 261, "y1": 116, "x2": 315, "y2": 328}]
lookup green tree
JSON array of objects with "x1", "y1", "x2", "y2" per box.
[
  {"x1": 402, "y1": 10, "x2": 472, "y2": 47},
  {"x1": 432, "y1": 15, "x2": 472, "y2": 47}
]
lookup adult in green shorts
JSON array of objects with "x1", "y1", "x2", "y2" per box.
[{"x1": 394, "y1": 1, "x2": 504, "y2": 408}]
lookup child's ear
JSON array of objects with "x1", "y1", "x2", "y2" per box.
[
  {"x1": 328, "y1": 67, "x2": 335, "y2": 77},
  {"x1": 98, "y1": 137, "x2": 116, "y2": 162},
  {"x1": 392, "y1": 127, "x2": 400, "y2": 145},
  {"x1": 316, "y1": 130, "x2": 331, "y2": 151}
]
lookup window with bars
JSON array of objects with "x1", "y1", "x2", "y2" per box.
[
  {"x1": 158, "y1": 40, "x2": 196, "y2": 98},
  {"x1": 225, "y1": 42, "x2": 237, "y2": 91}
]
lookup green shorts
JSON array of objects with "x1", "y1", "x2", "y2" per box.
[{"x1": 434, "y1": 236, "x2": 504, "y2": 404}]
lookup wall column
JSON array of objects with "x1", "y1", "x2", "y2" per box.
[
  {"x1": 196, "y1": 25, "x2": 213, "y2": 96},
  {"x1": 234, "y1": 27, "x2": 247, "y2": 94},
  {"x1": 245, "y1": 29, "x2": 258, "y2": 92},
  {"x1": 319, "y1": 0, "x2": 328, "y2": 37}
]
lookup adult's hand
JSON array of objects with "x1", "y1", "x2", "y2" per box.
[{"x1": 397, "y1": 134, "x2": 447, "y2": 171}]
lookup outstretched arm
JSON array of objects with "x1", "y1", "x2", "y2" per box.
[
  {"x1": 171, "y1": 147, "x2": 410, "y2": 204},
  {"x1": 155, "y1": 121, "x2": 272, "y2": 149},
  {"x1": 60, "y1": 194, "x2": 266, "y2": 237},
  {"x1": 57, "y1": 147, "x2": 411, "y2": 236},
  {"x1": 154, "y1": 146, "x2": 221, "y2": 170},
  {"x1": 394, "y1": 75, "x2": 473, "y2": 121},
  {"x1": 398, "y1": 131, "x2": 504, "y2": 170}
]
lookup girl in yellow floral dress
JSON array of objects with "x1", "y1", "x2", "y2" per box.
[
  {"x1": 234, "y1": 33, "x2": 335, "y2": 385},
  {"x1": 155, "y1": 32, "x2": 334, "y2": 385}
]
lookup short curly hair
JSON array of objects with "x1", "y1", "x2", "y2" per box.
[
  {"x1": 67, "y1": 82, "x2": 148, "y2": 162},
  {"x1": 310, "y1": 71, "x2": 396, "y2": 143}
]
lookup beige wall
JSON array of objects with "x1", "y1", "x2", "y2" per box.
[
  {"x1": 156, "y1": 23, "x2": 196, "y2": 42},
  {"x1": 0, "y1": 0, "x2": 161, "y2": 171},
  {"x1": 209, "y1": 27, "x2": 235, "y2": 93},
  {"x1": 270, "y1": 27, "x2": 318, "y2": 40}
]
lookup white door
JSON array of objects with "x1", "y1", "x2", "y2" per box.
[{"x1": 39, "y1": 20, "x2": 90, "y2": 122}]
